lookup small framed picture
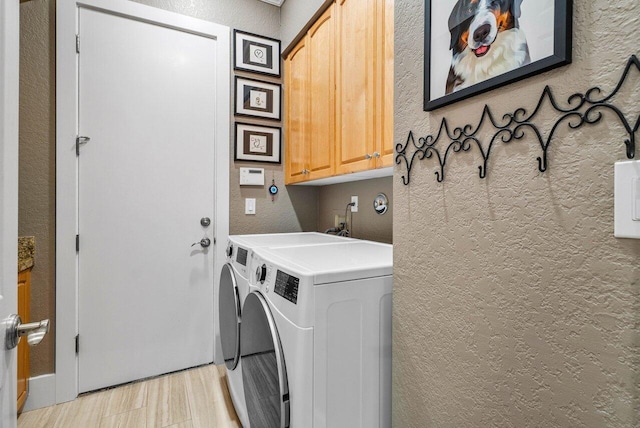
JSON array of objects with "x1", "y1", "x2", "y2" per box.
[
  {"x1": 234, "y1": 30, "x2": 281, "y2": 77},
  {"x1": 424, "y1": 0, "x2": 572, "y2": 111},
  {"x1": 235, "y1": 123, "x2": 282, "y2": 164},
  {"x1": 235, "y1": 77, "x2": 282, "y2": 121}
]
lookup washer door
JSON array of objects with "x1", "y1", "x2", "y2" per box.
[
  {"x1": 219, "y1": 263, "x2": 241, "y2": 370},
  {"x1": 241, "y1": 292, "x2": 290, "y2": 428}
]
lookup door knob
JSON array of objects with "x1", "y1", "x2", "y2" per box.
[
  {"x1": 191, "y1": 237, "x2": 211, "y2": 248},
  {"x1": 373, "y1": 152, "x2": 381, "y2": 158},
  {"x1": 365, "y1": 153, "x2": 372, "y2": 159},
  {"x1": 5, "y1": 314, "x2": 50, "y2": 350}
]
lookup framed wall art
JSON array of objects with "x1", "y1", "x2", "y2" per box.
[
  {"x1": 424, "y1": 0, "x2": 572, "y2": 111},
  {"x1": 235, "y1": 122, "x2": 282, "y2": 164},
  {"x1": 234, "y1": 29, "x2": 281, "y2": 77},
  {"x1": 235, "y1": 76, "x2": 282, "y2": 121}
]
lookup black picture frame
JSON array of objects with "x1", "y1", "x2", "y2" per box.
[
  {"x1": 234, "y1": 29, "x2": 282, "y2": 77},
  {"x1": 234, "y1": 76, "x2": 282, "y2": 121},
  {"x1": 424, "y1": 0, "x2": 573, "y2": 111},
  {"x1": 234, "y1": 122, "x2": 282, "y2": 164}
]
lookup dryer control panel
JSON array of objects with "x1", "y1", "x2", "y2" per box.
[{"x1": 274, "y1": 270, "x2": 299, "y2": 304}]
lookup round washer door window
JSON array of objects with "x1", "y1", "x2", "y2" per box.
[
  {"x1": 219, "y1": 263, "x2": 241, "y2": 370},
  {"x1": 241, "y1": 292, "x2": 290, "y2": 428}
]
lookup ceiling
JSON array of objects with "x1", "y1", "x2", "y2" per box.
[{"x1": 259, "y1": 0, "x2": 286, "y2": 6}]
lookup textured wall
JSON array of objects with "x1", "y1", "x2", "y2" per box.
[
  {"x1": 393, "y1": 1, "x2": 640, "y2": 427},
  {"x1": 133, "y1": 0, "x2": 280, "y2": 37},
  {"x1": 317, "y1": 177, "x2": 393, "y2": 243},
  {"x1": 19, "y1": 0, "x2": 56, "y2": 377},
  {"x1": 279, "y1": 0, "x2": 325, "y2": 49}
]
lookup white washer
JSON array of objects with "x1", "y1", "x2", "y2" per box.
[
  {"x1": 218, "y1": 233, "x2": 351, "y2": 427},
  {"x1": 241, "y1": 241, "x2": 393, "y2": 428}
]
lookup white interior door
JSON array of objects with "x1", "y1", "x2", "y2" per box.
[
  {"x1": 78, "y1": 7, "x2": 217, "y2": 392},
  {"x1": 0, "y1": 0, "x2": 19, "y2": 426}
]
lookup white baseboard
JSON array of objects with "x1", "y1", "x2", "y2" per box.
[{"x1": 23, "y1": 373, "x2": 56, "y2": 412}]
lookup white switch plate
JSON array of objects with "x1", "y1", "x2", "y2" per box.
[
  {"x1": 245, "y1": 198, "x2": 256, "y2": 215},
  {"x1": 351, "y1": 196, "x2": 358, "y2": 212},
  {"x1": 614, "y1": 160, "x2": 640, "y2": 239}
]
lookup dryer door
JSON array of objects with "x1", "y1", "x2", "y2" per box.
[
  {"x1": 219, "y1": 263, "x2": 241, "y2": 370},
  {"x1": 241, "y1": 292, "x2": 290, "y2": 428}
]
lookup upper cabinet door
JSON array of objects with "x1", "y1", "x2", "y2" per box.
[
  {"x1": 335, "y1": 0, "x2": 377, "y2": 175},
  {"x1": 378, "y1": 0, "x2": 395, "y2": 168},
  {"x1": 307, "y1": 5, "x2": 336, "y2": 181},
  {"x1": 285, "y1": 38, "x2": 310, "y2": 184}
]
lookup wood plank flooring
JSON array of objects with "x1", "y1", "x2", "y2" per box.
[{"x1": 18, "y1": 364, "x2": 241, "y2": 428}]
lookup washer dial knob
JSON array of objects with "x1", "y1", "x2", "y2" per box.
[{"x1": 256, "y1": 264, "x2": 267, "y2": 284}]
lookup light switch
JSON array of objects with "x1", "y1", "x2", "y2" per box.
[
  {"x1": 614, "y1": 161, "x2": 640, "y2": 239},
  {"x1": 245, "y1": 198, "x2": 256, "y2": 215},
  {"x1": 633, "y1": 178, "x2": 640, "y2": 221}
]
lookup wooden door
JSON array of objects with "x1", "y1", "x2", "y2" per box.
[
  {"x1": 285, "y1": 39, "x2": 310, "y2": 184},
  {"x1": 377, "y1": 0, "x2": 395, "y2": 168},
  {"x1": 16, "y1": 270, "x2": 30, "y2": 413},
  {"x1": 307, "y1": 5, "x2": 336, "y2": 181},
  {"x1": 335, "y1": 0, "x2": 377, "y2": 174}
]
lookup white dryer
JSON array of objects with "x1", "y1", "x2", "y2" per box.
[
  {"x1": 218, "y1": 233, "x2": 351, "y2": 427},
  {"x1": 241, "y1": 241, "x2": 393, "y2": 428}
]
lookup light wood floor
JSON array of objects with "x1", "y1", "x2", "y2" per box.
[{"x1": 18, "y1": 364, "x2": 241, "y2": 428}]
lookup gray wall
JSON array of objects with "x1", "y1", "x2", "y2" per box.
[
  {"x1": 19, "y1": 0, "x2": 56, "y2": 377},
  {"x1": 317, "y1": 177, "x2": 392, "y2": 243},
  {"x1": 280, "y1": 0, "x2": 325, "y2": 49},
  {"x1": 394, "y1": 0, "x2": 640, "y2": 426}
]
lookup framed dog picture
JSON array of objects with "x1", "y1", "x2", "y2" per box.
[
  {"x1": 235, "y1": 123, "x2": 282, "y2": 164},
  {"x1": 235, "y1": 77, "x2": 282, "y2": 121},
  {"x1": 424, "y1": 0, "x2": 572, "y2": 111},
  {"x1": 234, "y1": 30, "x2": 281, "y2": 77}
]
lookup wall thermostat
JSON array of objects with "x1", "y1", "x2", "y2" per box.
[{"x1": 240, "y1": 167, "x2": 265, "y2": 186}]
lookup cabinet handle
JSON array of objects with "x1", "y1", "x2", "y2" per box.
[
  {"x1": 373, "y1": 152, "x2": 381, "y2": 158},
  {"x1": 365, "y1": 153, "x2": 372, "y2": 160}
]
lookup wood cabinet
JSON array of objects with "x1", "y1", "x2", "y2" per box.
[
  {"x1": 17, "y1": 269, "x2": 31, "y2": 414},
  {"x1": 284, "y1": 0, "x2": 393, "y2": 184},
  {"x1": 285, "y1": 5, "x2": 336, "y2": 184}
]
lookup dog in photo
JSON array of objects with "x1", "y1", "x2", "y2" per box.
[{"x1": 446, "y1": 0, "x2": 531, "y2": 94}]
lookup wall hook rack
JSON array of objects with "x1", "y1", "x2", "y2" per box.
[{"x1": 396, "y1": 55, "x2": 640, "y2": 185}]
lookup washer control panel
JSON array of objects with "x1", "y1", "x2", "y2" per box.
[{"x1": 236, "y1": 247, "x2": 248, "y2": 266}]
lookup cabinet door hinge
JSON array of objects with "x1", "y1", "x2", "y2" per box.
[
  {"x1": 76, "y1": 34, "x2": 80, "y2": 54},
  {"x1": 76, "y1": 234, "x2": 80, "y2": 252},
  {"x1": 75, "y1": 335, "x2": 79, "y2": 354}
]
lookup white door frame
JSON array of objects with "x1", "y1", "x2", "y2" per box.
[
  {"x1": 1, "y1": 0, "x2": 20, "y2": 426},
  {"x1": 56, "y1": 0, "x2": 230, "y2": 404}
]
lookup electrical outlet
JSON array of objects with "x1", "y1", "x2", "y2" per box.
[
  {"x1": 334, "y1": 215, "x2": 346, "y2": 228},
  {"x1": 351, "y1": 196, "x2": 358, "y2": 212}
]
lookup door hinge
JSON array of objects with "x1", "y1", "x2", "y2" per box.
[
  {"x1": 76, "y1": 234, "x2": 80, "y2": 252},
  {"x1": 76, "y1": 34, "x2": 80, "y2": 54},
  {"x1": 75, "y1": 334, "x2": 79, "y2": 354},
  {"x1": 76, "y1": 135, "x2": 91, "y2": 155}
]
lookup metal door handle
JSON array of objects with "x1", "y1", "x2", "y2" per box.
[
  {"x1": 191, "y1": 238, "x2": 211, "y2": 248},
  {"x1": 373, "y1": 152, "x2": 381, "y2": 158},
  {"x1": 5, "y1": 314, "x2": 50, "y2": 349},
  {"x1": 365, "y1": 153, "x2": 372, "y2": 159}
]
